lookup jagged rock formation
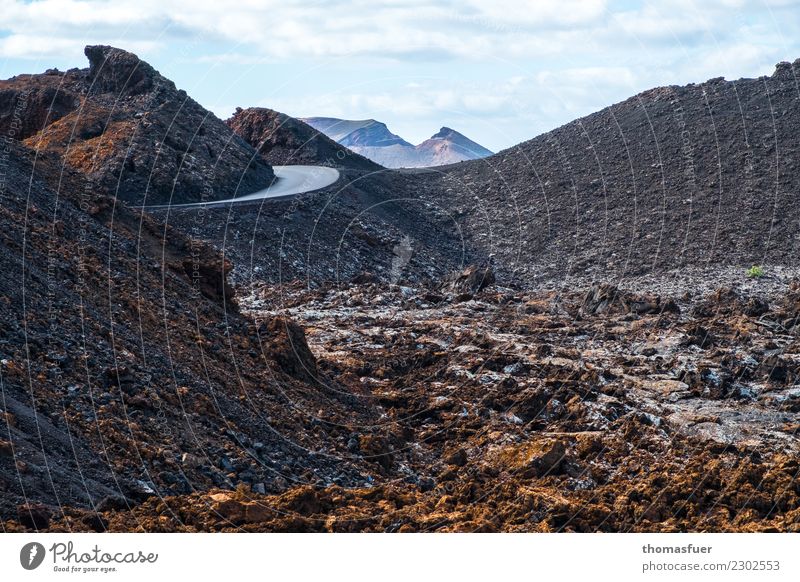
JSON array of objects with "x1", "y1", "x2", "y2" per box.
[
  {"x1": 301, "y1": 117, "x2": 492, "y2": 168},
  {"x1": 0, "y1": 45, "x2": 274, "y2": 205},
  {"x1": 227, "y1": 107, "x2": 380, "y2": 171}
]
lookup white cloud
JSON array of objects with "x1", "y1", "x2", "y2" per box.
[
  {"x1": 3, "y1": 0, "x2": 150, "y2": 27},
  {"x1": 0, "y1": 33, "x2": 158, "y2": 59},
  {"x1": 0, "y1": 0, "x2": 610, "y2": 61},
  {"x1": 259, "y1": 68, "x2": 640, "y2": 147},
  {"x1": 2, "y1": 0, "x2": 797, "y2": 70}
]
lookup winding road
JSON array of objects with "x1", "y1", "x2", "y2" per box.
[{"x1": 145, "y1": 165, "x2": 340, "y2": 208}]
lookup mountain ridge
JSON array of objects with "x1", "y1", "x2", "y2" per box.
[{"x1": 301, "y1": 116, "x2": 492, "y2": 168}]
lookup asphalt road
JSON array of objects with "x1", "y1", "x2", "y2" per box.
[{"x1": 144, "y1": 165, "x2": 340, "y2": 208}]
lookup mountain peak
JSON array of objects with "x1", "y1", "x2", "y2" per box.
[
  {"x1": 84, "y1": 45, "x2": 162, "y2": 96},
  {"x1": 304, "y1": 116, "x2": 492, "y2": 168},
  {"x1": 303, "y1": 116, "x2": 411, "y2": 148},
  {"x1": 419, "y1": 126, "x2": 494, "y2": 160},
  {"x1": 431, "y1": 126, "x2": 459, "y2": 139}
]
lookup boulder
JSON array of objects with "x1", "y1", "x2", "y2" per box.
[
  {"x1": 441, "y1": 263, "x2": 495, "y2": 296},
  {"x1": 259, "y1": 317, "x2": 319, "y2": 381}
]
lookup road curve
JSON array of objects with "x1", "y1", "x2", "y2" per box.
[{"x1": 144, "y1": 165, "x2": 340, "y2": 209}]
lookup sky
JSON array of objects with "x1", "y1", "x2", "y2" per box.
[{"x1": 1, "y1": 0, "x2": 800, "y2": 152}]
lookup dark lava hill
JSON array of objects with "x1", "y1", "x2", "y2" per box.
[
  {"x1": 434, "y1": 59, "x2": 800, "y2": 285},
  {"x1": 0, "y1": 45, "x2": 274, "y2": 205},
  {"x1": 228, "y1": 107, "x2": 381, "y2": 171}
]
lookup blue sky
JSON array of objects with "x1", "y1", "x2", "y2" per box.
[{"x1": 2, "y1": 0, "x2": 800, "y2": 151}]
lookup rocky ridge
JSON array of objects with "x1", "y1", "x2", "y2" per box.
[{"x1": 0, "y1": 45, "x2": 274, "y2": 205}]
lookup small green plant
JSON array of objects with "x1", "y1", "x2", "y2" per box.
[{"x1": 746, "y1": 265, "x2": 765, "y2": 279}]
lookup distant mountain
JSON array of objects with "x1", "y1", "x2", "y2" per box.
[
  {"x1": 227, "y1": 108, "x2": 381, "y2": 171},
  {"x1": 416, "y1": 126, "x2": 494, "y2": 166},
  {"x1": 299, "y1": 117, "x2": 411, "y2": 148},
  {"x1": 300, "y1": 117, "x2": 492, "y2": 168}
]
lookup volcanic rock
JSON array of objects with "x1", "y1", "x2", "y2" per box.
[
  {"x1": 227, "y1": 107, "x2": 380, "y2": 170},
  {"x1": 259, "y1": 317, "x2": 319, "y2": 381},
  {"x1": 0, "y1": 45, "x2": 274, "y2": 205},
  {"x1": 441, "y1": 263, "x2": 495, "y2": 296}
]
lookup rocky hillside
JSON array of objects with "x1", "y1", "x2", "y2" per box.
[
  {"x1": 0, "y1": 135, "x2": 395, "y2": 529},
  {"x1": 154, "y1": 165, "x2": 472, "y2": 287},
  {"x1": 0, "y1": 46, "x2": 274, "y2": 205},
  {"x1": 227, "y1": 107, "x2": 380, "y2": 171},
  {"x1": 434, "y1": 60, "x2": 800, "y2": 285},
  {"x1": 302, "y1": 117, "x2": 492, "y2": 168}
]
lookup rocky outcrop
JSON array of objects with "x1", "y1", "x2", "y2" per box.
[
  {"x1": 84, "y1": 45, "x2": 157, "y2": 96},
  {"x1": 228, "y1": 107, "x2": 380, "y2": 171},
  {"x1": 0, "y1": 45, "x2": 274, "y2": 205},
  {"x1": 441, "y1": 263, "x2": 495, "y2": 296}
]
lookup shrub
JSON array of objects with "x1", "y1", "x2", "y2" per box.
[{"x1": 746, "y1": 265, "x2": 765, "y2": 278}]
